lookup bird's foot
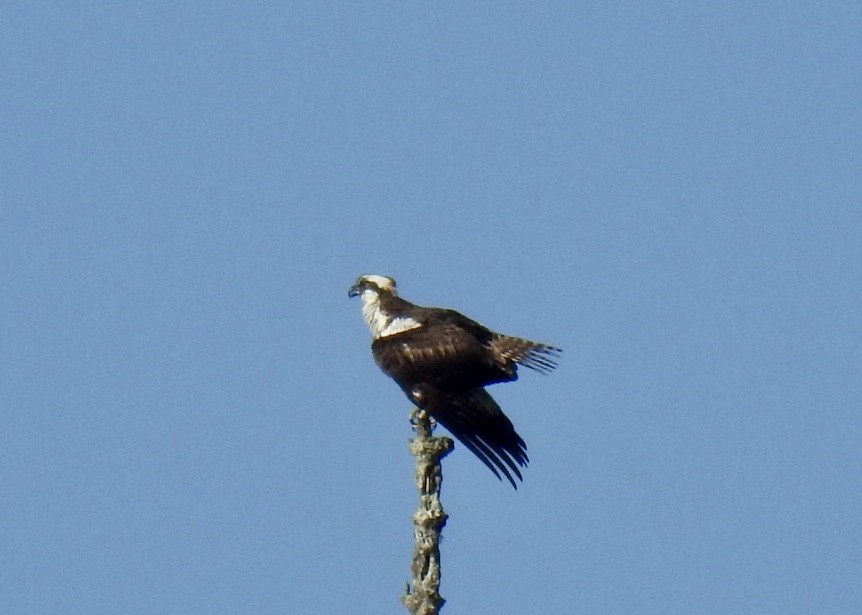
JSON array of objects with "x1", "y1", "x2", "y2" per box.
[
  {"x1": 409, "y1": 408, "x2": 437, "y2": 438},
  {"x1": 409, "y1": 407, "x2": 426, "y2": 424}
]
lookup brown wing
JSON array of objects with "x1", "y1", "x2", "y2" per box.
[
  {"x1": 411, "y1": 384, "x2": 528, "y2": 488},
  {"x1": 490, "y1": 335, "x2": 562, "y2": 374},
  {"x1": 372, "y1": 323, "x2": 517, "y2": 391}
]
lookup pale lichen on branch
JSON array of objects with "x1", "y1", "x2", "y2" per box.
[{"x1": 401, "y1": 409, "x2": 453, "y2": 615}]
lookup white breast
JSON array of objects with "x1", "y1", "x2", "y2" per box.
[
  {"x1": 360, "y1": 289, "x2": 421, "y2": 338},
  {"x1": 380, "y1": 315, "x2": 422, "y2": 337}
]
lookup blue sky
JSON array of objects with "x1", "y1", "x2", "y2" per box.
[{"x1": 3, "y1": 3, "x2": 861, "y2": 613}]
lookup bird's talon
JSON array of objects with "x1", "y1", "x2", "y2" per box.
[{"x1": 409, "y1": 408, "x2": 431, "y2": 425}]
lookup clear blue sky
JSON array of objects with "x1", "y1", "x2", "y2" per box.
[{"x1": 3, "y1": 3, "x2": 861, "y2": 614}]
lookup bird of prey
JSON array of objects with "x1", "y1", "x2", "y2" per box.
[{"x1": 348, "y1": 274, "x2": 561, "y2": 488}]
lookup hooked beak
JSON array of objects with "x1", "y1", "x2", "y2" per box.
[{"x1": 348, "y1": 283, "x2": 361, "y2": 298}]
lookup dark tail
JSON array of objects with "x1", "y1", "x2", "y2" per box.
[{"x1": 414, "y1": 385, "x2": 528, "y2": 488}]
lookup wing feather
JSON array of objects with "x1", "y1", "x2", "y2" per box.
[
  {"x1": 372, "y1": 323, "x2": 514, "y2": 390},
  {"x1": 414, "y1": 385, "x2": 528, "y2": 489},
  {"x1": 490, "y1": 336, "x2": 562, "y2": 374}
]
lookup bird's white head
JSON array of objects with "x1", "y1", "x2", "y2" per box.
[
  {"x1": 348, "y1": 274, "x2": 398, "y2": 298},
  {"x1": 348, "y1": 274, "x2": 419, "y2": 338}
]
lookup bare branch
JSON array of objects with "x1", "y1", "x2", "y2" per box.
[{"x1": 402, "y1": 409, "x2": 453, "y2": 615}]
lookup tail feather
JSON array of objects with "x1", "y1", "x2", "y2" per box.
[
  {"x1": 492, "y1": 336, "x2": 562, "y2": 374},
  {"x1": 415, "y1": 385, "x2": 528, "y2": 488}
]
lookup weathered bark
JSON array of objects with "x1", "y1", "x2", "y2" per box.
[{"x1": 401, "y1": 409, "x2": 453, "y2": 615}]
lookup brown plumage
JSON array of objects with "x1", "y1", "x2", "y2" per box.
[{"x1": 349, "y1": 274, "x2": 561, "y2": 487}]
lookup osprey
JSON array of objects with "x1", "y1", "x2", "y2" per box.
[{"x1": 348, "y1": 274, "x2": 561, "y2": 488}]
